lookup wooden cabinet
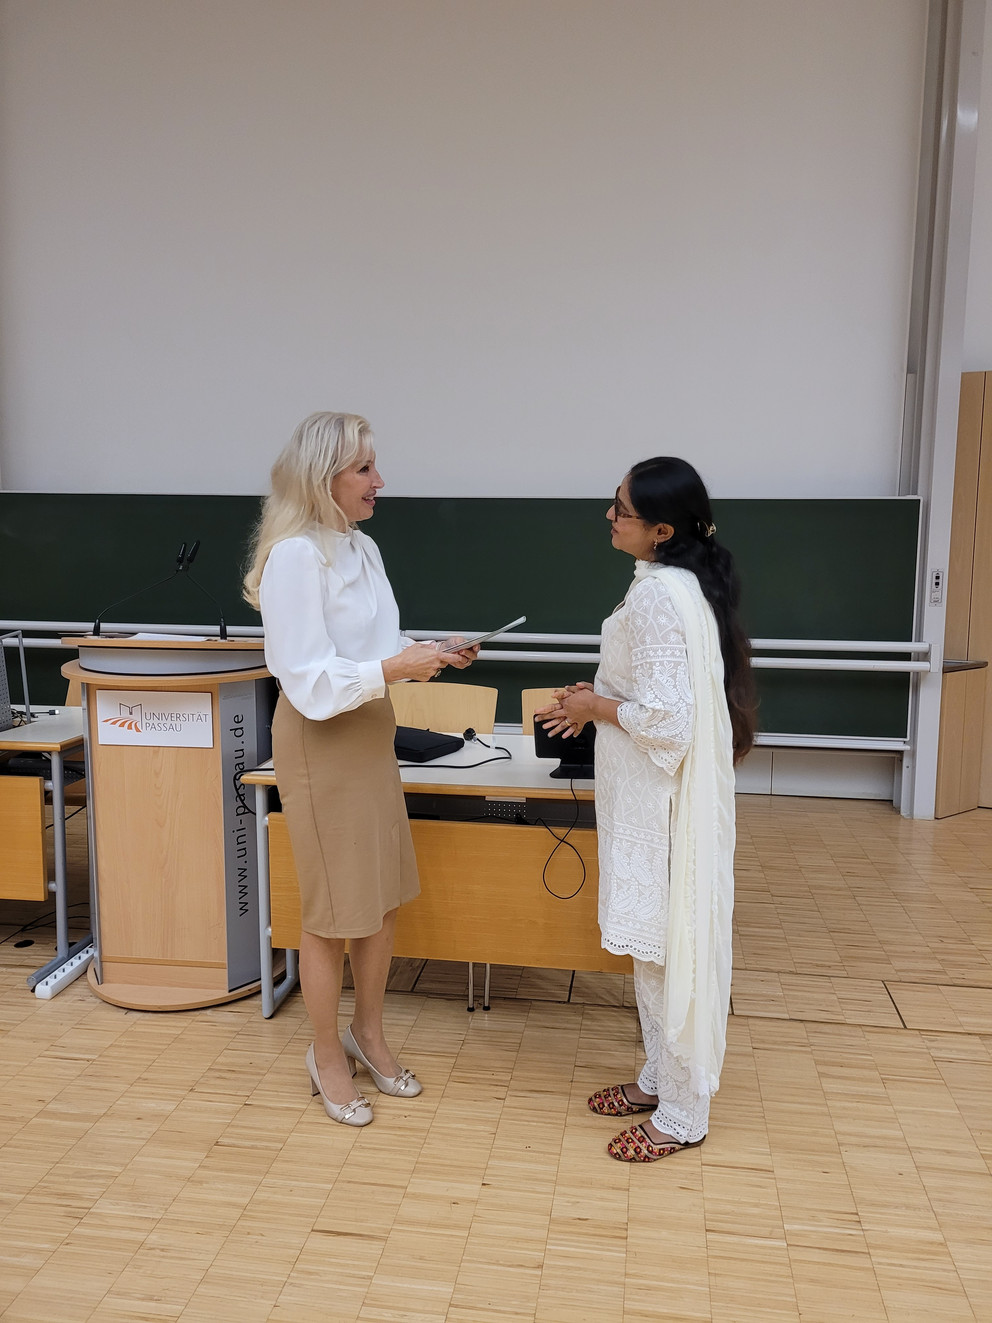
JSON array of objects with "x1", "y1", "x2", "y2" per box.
[{"x1": 936, "y1": 372, "x2": 992, "y2": 816}]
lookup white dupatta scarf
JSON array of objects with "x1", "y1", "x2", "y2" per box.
[{"x1": 633, "y1": 562, "x2": 736, "y2": 1098}]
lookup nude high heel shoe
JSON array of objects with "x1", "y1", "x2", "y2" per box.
[
  {"x1": 305, "y1": 1043, "x2": 374, "y2": 1126},
  {"x1": 342, "y1": 1025, "x2": 423, "y2": 1097}
]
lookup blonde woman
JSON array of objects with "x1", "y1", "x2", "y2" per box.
[{"x1": 244, "y1": 412, "x2": 476, "y2": 1127}]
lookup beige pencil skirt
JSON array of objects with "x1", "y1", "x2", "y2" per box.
[{"x1": 271, "y1": 690, "x2": 420, "y2": 939}]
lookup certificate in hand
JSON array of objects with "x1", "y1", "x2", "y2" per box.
[{"x1": 440, "y1": 615, "x2": 527, "y2": 653}]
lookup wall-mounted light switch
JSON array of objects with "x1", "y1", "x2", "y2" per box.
[{"x1": 929, "y1": 568, "x2": 944, "y2": 606}]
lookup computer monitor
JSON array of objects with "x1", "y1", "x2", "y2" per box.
[
  {"x1": 533, "y1": 719, "x2": 596, "y2": 779},
  {"x1": 0, "y1": 630, "x2": 32, "y2": 730},
  {"x1": 0, "y1": 640, "x2": 11, "y2": 732}
]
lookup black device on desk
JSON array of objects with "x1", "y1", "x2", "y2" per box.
[
  {"x1": 394, "y1": 726, "x2": 465, "y2": 763},
  {"x1": 533, "y1": 721, "x2": 596, "y2": 779}
]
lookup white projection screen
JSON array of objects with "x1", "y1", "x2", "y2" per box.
[{"x1": 0, "y1": 0, "x2": 928, "y2": 499}]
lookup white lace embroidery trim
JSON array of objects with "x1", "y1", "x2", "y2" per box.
[{"x1": 633, "y1": 958, "x2": 711, "y2": 1143}]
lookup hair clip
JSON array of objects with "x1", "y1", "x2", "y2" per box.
[{"x1": 701, "y1": 522, "x2": 716, "y2": 538}]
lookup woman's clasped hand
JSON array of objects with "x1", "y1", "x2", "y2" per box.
[{"x1": 537, "y1": 681, "x2": 596, "y2": 737}]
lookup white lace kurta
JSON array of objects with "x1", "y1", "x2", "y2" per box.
[{"x1": 594, "y1": 571, "x2": 694, "y2": 965}]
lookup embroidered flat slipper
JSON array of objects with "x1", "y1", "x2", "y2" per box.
[
  {"x1": 587, "y1": 1083, "x2": 657, "y2": 1117},
  {"x1": 607, "y1": 1124, "x2": 705, "y2": 1162}
]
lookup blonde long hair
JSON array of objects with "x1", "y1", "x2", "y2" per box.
[{"x1": 243, "y1": 411, "x2": 374, "y2": 609}]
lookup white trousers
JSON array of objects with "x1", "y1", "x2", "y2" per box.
[{"x1": 633, "y1": 958, "x2": 711, "y2": 1143}]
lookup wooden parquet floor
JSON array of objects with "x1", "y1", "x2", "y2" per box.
[{"x1": 1, "y1": 797, "x2": 990, "y2": 1321}]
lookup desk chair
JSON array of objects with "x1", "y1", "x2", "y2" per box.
[
  {"x1": 388, "y1": 682, "x2": 497, "y2": 736},
  {"x1": 0, "y1": 684, "x2": 86, "y2": 917},
  {"x1": 389, "y1": 681, "x2": 498, "y2": 1009},
  {"x1": 0, "y1": 663, "x2": 86, "y2": 907},
  {"x1": 521, "y1": 687, "x2": 561, "y2": 735},
  {"x1": 0, "y1": 775, "x2": 48, "y2": 901}
]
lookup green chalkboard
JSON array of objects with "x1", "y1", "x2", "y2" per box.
[
  {"x1": 1, "y1": 493, "x2": 919, "y2": 736},
  {"x1": 1, "y1": 493, "x2": 262, "y2": 709}
]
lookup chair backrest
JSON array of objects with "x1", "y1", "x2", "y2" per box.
[
  {"x1": 520, "y1": 687, "x2": 562, "y2": 735},
  {"x1": 388, "y1": 682, "x2": 498, "y2": 735}
]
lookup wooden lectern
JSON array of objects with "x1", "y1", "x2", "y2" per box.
[{"x1": 63, "y1": 637, "x2": 274, "y2": 1010}]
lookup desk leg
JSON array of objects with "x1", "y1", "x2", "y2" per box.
[
  {"x1": 26, "y1": 750, "x2": 94, "y2": 995},
  {"x1": 83, "y1": 684, "x2": 102, "y2": 984},
  {"x1": 50, "y1": 751, "x2": 68, "y2": 957},
  {"x1": 465, "y1": 961, "x2": 493, "y2": 1013},
  {"x1": 257, "y1": 783, "x2": 299, "y2": 1018}
]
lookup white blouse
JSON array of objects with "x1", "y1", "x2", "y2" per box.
[
  {"x1": 593, "y1": 569, "x2": 695, "y2": 965},
  {"x1": 602, "y1": 571, "x2": 694, "y2": 775},
  {"x1": 258, "y1": 527, "x2": 409, "y2": 721}
]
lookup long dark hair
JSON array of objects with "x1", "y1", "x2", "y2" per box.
[{"x1": 627, "y1": 456, "x2": 756, "y2": 763}]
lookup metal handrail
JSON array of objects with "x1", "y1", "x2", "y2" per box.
[{"x1": 1, "y1": 619, "x2": 934, "y2": 674}]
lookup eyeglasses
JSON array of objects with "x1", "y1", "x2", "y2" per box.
[{"x1": 612, "y1": 489, "x2": 640, "y2": 520}]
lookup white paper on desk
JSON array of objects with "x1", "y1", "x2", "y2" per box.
[{"x1": 128, "y1": 632, "x2": 210, "y2": 642}]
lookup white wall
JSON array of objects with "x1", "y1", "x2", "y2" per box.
[
  {"x1": 0, "y1": 0, "x2": 928, "y2": 498},
  {"x1": 964, "y1": 2, "x2": 992, "y2": 371}
]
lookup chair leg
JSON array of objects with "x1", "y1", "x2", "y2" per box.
[
  {"x1": 483, "y1": 962, "x2": 491, "y2": 1011},
  {"x1": 466, "y1": 961, "x2": 475, "y2": 1012}
]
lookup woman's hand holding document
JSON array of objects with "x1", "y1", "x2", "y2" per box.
[{"x1": 440, "y1": 615, "x2": 526, "y2": 658}]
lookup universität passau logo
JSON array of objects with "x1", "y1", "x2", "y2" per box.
[{"x1": 102, "y1": 702, "x2": 142, "y2": 733}]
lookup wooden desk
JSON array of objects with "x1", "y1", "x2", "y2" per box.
[
  {"x1": 0, "y1": 708, "x2": 92, "y2": 994},
  {"x1": 242, "y1": 733, "x2": 629, "y2": 1018}
]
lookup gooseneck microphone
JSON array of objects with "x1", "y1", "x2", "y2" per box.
[
  {"x1": 178, "y1": 541, "x2": 228, "y2": 639},
  {"x1": 92, "y1": 541, "x2": 228, "y2": 639}
]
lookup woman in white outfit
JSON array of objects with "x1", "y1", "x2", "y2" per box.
[
  {"x1": 538, "y1": 457, "x2": 754, "y2": 1162},
  {"x1": 243, "y1": 413, "x2": 477, "y2": 1127}
]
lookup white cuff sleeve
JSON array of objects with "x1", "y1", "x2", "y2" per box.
[{"x1": 358, "y1": 659, "x2": 386, "y2": 700}]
